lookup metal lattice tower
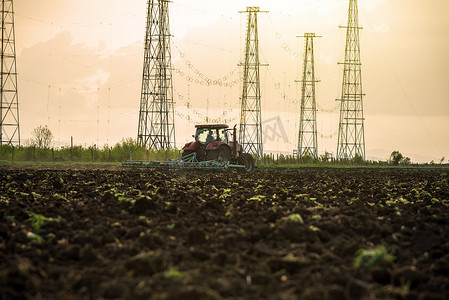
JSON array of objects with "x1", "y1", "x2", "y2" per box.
[
  {"x1": 138, "y1": 0, "x2": 175, "y2": 150},
  {"x1": 239, "y1": 7, "x2": 267, "y2": 158},
  {"x1": 336, "y1": 0, "x2": 365, "y2": 160},
  {"x1": 297, "y1": 33, "x2": 320, "y2": 159},
  {"x1": 0, "y1": 0, "x2": 20, "y2": 146}
]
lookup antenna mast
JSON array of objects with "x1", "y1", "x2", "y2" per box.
[
  {"x1": 336, "y1": 0, "x2": 365, "y2": 160},
  {"x1": 239, "y1": 7, "x2": 267, "y2": 158},
  {"x1": 138, "y1": 0, "x2": 176, "y2": 150},
  {"x1": 0, "y1": 0, "x2": 20, "y2": 146},
  {"x1": 297, "y1": 33, "x2": 320, "y2": 159}
]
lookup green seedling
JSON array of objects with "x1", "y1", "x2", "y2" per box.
[
  {"x1": 163, "y1": 267, "x2": 195, "y2": 279},
  {"x1": 286, "y1": 214, "x2": 304, "y2": 224},
  {"x1": 4, "y1": 215, "x2": 15, "y2": 222},
  {"x1": 431, "y1": 198, "x2": 440, "y2": 204},
  {"x1": 312, "y1": 215, "x2": 322, "y2": 221},
  {"x1": 27, "y1": 232, "x2": 44, "y2": 244},
  {"x1": 150, "y1": 186, "x2": 160, "y2": 196},
  {"x1": 420, "y1": 190, "x2": 431, "y2": 198},
  {"x1": 26, "y1": 212, "x2": 60, "y2": 232},
  {"x1": 117, "y1": 195, "x2": 136, "y2": 206},
  {"x1": 354, "y1": 245, "x2": 395, "y2": 269},
  {"x1": 280, "y1": 187, "x2": 289, "y2": 194},
  {"x1": 248, "y1": 195, "x2": 266, "y2": 201}
]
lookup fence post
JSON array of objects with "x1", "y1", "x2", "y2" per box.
[
  {"x1": 146, "y1": 149, "x2": 149, "y2": 161},
  {"x1": 130, "y1": 150, "x2": 133, "y2": 161},
  {"x1": 109, "y1": 148, "x2": 111, "y2": 162},
  {"x1": 91, "y1": 148, "x2": 94, "y2": 162},
  {"x1": 52, "y1": 148, "x2": 54, "y2": 161},
  {"x1": 33, "y1": 146, "x2": 36, "y2": 161},
  {"x1": 70, "y1": 136, "x2": 73, "y2": 161},
  {"x1": 12, "y1": 146, "x2": 14, "y2": 162}
]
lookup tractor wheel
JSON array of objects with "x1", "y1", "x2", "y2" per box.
[
  {"x1": 208, "y1": 147, "x2": 231, "y2": 163},
  {"x1": 239, "y1": 153, "x2": 255, "y2": 172}
]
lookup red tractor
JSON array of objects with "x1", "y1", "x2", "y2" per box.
[{"x1": 182, "y1": 124, "x2": 255, "y2": 172}]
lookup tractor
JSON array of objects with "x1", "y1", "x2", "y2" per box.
[{"x1": 182, "y1": 124, "x2": 255, "y2": 172}]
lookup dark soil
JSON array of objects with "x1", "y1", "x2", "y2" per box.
[{"x1": 1, "y1": 167, "x2": 448, "y2": 299}]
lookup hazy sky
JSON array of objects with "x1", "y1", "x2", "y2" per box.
[{"x1": 13, "y1": 0, "x2": 449, "y2": 162}]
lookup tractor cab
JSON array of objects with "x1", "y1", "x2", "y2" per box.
[{"x1": 194, "y1": 124, "x2": 229, "y2": 145}]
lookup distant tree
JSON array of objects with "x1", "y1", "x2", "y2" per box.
[
  {"x1": 402, "y1": 157, "x2": 411, "y2": 166},
  {"x1": 439, "y1": 156, "x2": 445, "y2": 164},
  {"x1": 120, "y1": 137, "x2": 139, "y2": 150},
  {"x1": 389, "y1": 151, "x2": 403, "y2": 166},
  {"x1": 351, "y1": 154, "x2": 365, "y2": 165},
  {"x1": 389, "y1": 151, "x2": 411, "y2": 166},
  {"x1": 30, "y1": 125, "x2": 54, "y2": 148},
  {"x1": 320, "y1": 151, "x2": 333, "y2": 163}
]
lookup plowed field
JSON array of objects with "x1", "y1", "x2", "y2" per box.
[{"x1": 1, "y1": 167, "x2": 448, "y2": 299}]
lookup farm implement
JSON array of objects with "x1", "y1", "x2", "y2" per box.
[{"x1": 122, "y1": 124, "x2": 255, "y2": 172}]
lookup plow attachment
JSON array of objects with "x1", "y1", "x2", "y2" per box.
[{"x1": 121, "y1": 152, "x2": 247, "y2": 171}]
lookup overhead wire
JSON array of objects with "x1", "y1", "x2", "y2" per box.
[{"x1": 360, "y1": 9, "x2": 444, "y2": 157}]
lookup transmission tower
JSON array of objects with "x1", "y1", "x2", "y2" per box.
[
  {"x1": 297, "y1": 33, "x2": 320, "y2": 159},
  {"x1": 0, "y1": 0, "x2": 20, "y2": 146},
  {"x1": 239, "y1": 7, "x2": 267, "y2": 158},
  {"x1": 138, "y1": 0, "x2": 175, "y2": 150},
  {"x1": 336, "y1": 0, "x2": 365, "y2": 160}
]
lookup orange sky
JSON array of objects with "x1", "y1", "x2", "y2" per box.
[{"x1": 13, "y1": 0, "x2": 449, "y2": 162}]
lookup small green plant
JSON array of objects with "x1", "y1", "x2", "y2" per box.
[
  {"x1": 26, "y1": 212, "x2": 49, "y2": 232},
  {"x1": 149, "y1": 186, "x2": 160, "y2": 196},
  {"x1": 280, "y1": 187, "x2": 289, "y2": 195},
  {"x1": 117, "y1": 195, "x2": 136, "y2": 206},
  {"x1": 286, "y1": 214, "x2": 304, "y2": 224},
  {"x1": 312, "y1": 214, "x2": 322, "y2": 221},
  {"x1": 248, "y1": 195, "x2": 266, "y2": 201},
  {"x1": 26, "y1": 212, "x2": 60, "y2": 232},
  {"x1": 26, "y1": 232, "x2": 44, "y2": 243},
  {"x1": 354, "y1": 245, "x2": 395, "y2": 268},
  {"x1": 163, "y1": 267, "x2": 192, "y2": 279},
  {"x1": 4, "y1": 215, "x2": 15, "y2": 222},
  {"x1": 420, "y1": 190, "x2": 431, "y2": 198},
  {"x1": 431, "y1": 198, "x2": 440, "y2": 204}
]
